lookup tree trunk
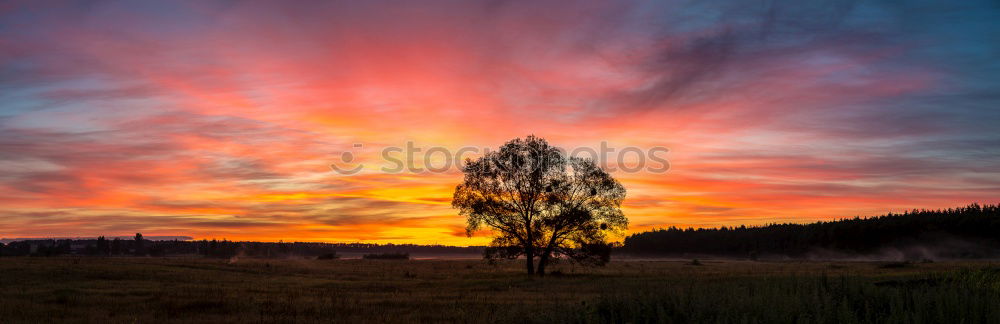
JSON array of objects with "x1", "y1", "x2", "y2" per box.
[
  {"x1": 525, "y1": 245, "x2": 535, "y2": 274},
  {"x1": 525, "y1": 220, "x2": 535, "y2": 274},
  {"x1": 537, "y1": 233, "x2": 560, "y2": 276},
  {"x1": 537, "y1": 250, "x2": 550, "y2": 276}
]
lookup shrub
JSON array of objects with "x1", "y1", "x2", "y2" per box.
[
  {"x1": 362, "y1": 252, "x2": 409, "y2": 260},
  {"x1": 317, "y1": 252, "x2": 339, "y2": 260}
]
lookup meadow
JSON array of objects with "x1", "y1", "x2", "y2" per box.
[{"x1": 1, "y1": 257, "x2": 998, "y2": 323}]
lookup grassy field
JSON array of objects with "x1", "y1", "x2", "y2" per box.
[{"x1": 1, "y1": 257, "x2": 998, "y2": 323}]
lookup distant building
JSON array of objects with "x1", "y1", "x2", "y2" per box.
[{"x1": 70, "y1": 243, "x2": 88, "y2": 252}]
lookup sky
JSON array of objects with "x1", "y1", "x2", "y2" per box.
[{"x1": 1, "y1": 0, "x2": 999, "y2": 245}]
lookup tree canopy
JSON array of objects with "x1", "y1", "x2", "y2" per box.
[{"x1": 453, "y1": 136, "x2": 627, "y2": 275}]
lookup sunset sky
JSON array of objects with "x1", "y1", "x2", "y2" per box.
[{"x1": 2, "y1": 0, "x2": 999, "y2": 245}]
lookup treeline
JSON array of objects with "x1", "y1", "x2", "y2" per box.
[
  {"x1": 0, "y1": 233, "x2": 484, "y2": 258},
  {"x1": 622, "y1": 204, "x2": 1000, "y2": 260}
]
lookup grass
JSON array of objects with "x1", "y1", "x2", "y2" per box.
[{"x1": 0, "y1": 257, "x2": 997, "y2": 323}]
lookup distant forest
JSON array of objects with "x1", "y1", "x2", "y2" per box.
[
  {"x1": 621, "y1": 204, "x2": 1000, "y2": 260},
  {"x1": 0, "y1": 234, "x2": 483, "y2": 258},
  {"x1": 5, "y1": 204, "x2": 999, "y2": 260}
]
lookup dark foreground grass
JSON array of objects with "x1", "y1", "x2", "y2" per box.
[{"x1": 0, "y1": 257, "x2": 997, "y2": 323}]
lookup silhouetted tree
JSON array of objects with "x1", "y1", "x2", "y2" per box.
[
  {"x1": 111, "y1": 238, "x2": 122, "y2": 255},
  {"x1": 134, "y1": 233, "x2": 145, "y2": 256},
  {"x1": 96, "y1": 236, "x2": 110, "y2": 256},
  {"x1": 453, "y1": 136, "x2": 627, "y2": 275}
]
